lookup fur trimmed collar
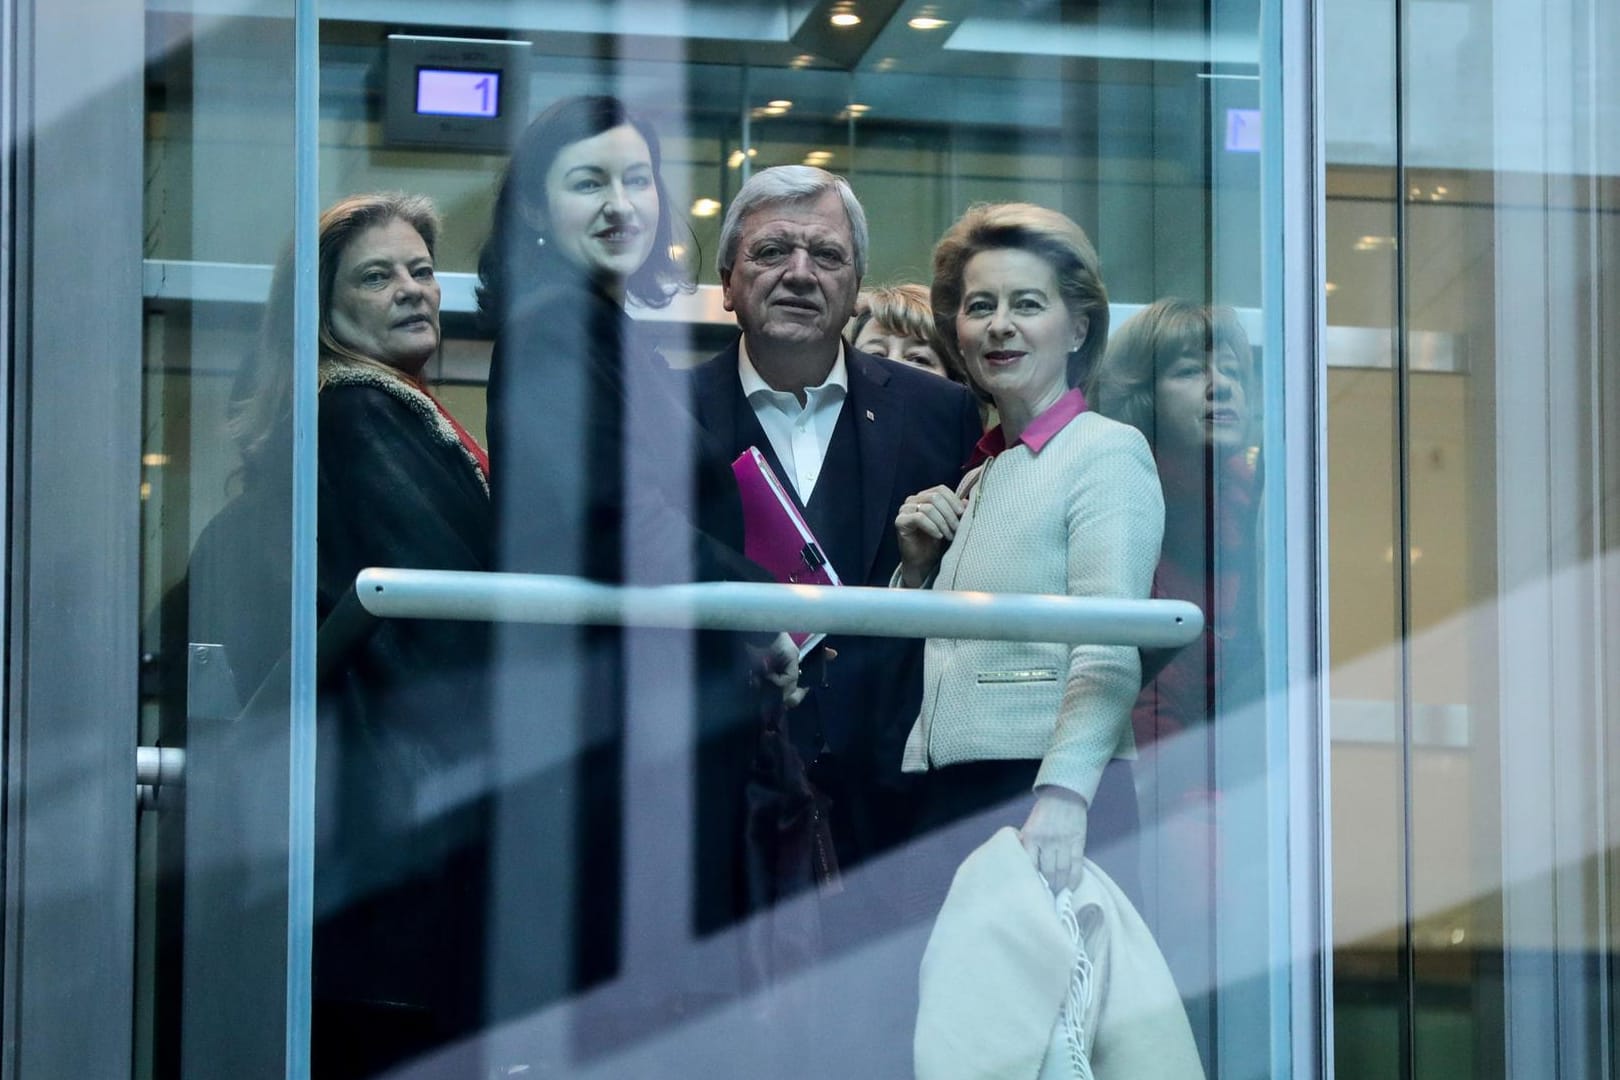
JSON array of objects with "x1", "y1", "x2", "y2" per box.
[{"x1": 321, "y1": 361, "x2": 489, "y2": 495}]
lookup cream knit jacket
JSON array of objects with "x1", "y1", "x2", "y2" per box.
[{"x1": 901, "y1": 411, "x2": 1165, "y2": 804}]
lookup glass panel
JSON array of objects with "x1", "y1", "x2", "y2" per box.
[
  {"x1": 1324, "y1": 0, "x2": 1620, "y2": 1075},
  {"x1": 1321, "y1": 0, "x2": 1410, "y2": 1073},
  {"x1": 139, "y1": 1, "x2": 306, "y2": 1074},
  {"x1": 6, "y1": 0, "x2": 147, "y2": 1073},
  {"x1": 131, "y1": 1, "x2": 1311, "y2": 1075}
]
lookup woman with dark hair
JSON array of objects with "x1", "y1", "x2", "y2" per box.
[
  {"x1": 893, "y1": 203, "x2": 1163, "y2": 903},
  {"x1": 477, "y1": 96, "x2": 687, "y2": 463},
  {"x1": 477, "y1": 94, "x2": 772, "y2": 584},
  {"x1": 476, "y1": 96, "x2": 807, "y2": 1009}
]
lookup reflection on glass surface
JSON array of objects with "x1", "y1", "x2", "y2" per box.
[
  {"x1": 1323, "y1": 0, "x2": 1620, "y2": 1077},
  {"x1": 49, "y1": 0, "x2": 1612, "y2": 1076},
  {"x1": 1090, "y1": 300, "x2": 1262, "y2": 1069},
  {"x1": 136, "y1": 2, "x2": 1291, "y2": 1076},
  {"x1": 140, "y1": 4, "x2": 305, "y2": 1075}
]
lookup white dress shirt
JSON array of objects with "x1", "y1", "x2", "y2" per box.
[{"x1": 737, "y1": 339, "x2": 849, "y2": 503}]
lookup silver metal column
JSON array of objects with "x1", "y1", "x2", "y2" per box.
[{"x1": 2, "y1": 0, "x2": 144, "y2": 1074}]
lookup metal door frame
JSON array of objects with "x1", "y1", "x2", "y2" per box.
[
  {"x1": 0, "y1": 0, "x2": 1335, "y2": 1075},
  {"x1": 2, "y1": 0, "x2": 144, "y2": 1074}
]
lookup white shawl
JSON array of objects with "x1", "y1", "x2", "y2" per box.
[{"x1": 916, "y1": 828, "x2": 1204, "y2": 1080}]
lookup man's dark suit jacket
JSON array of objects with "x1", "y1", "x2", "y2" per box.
[{"x1": 689, "y1": 339, "x2": 982, "y2": 879}]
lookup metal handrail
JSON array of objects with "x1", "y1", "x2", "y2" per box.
[
  {"x1": 136, "y1": 746, "x2": 186, "y2": 787},
  {"x1": 143, "y1": 572, "x2": 1200, "y2": 809},
  {"x1": 354, "y1": 568, "x2": 1204, "y2": 648}
]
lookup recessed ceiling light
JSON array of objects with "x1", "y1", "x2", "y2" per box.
[
  {"x1": 1324, "y1": 281, "x2": 1338, "y2": 294},
  {"x1": 790, "y1": 54, "x2": 816, "y2": 69},
  {"x1": 767, "y1": 99, "x2": 793, "y2": 109},
  {"x1": 908, "y1": 16, "x2": 949, "y2": 30},
  {"x1": 690, "y1": 198, "x2": 722, "y2": 218},
  {"x1": 761, "y1": 106, "x2": 789, "y2": 116},
  {"x1": 726, "y1": 148, "x2": 757, "y2": 168},
  {"x1": 830, "y1": 11, "x2": 861, "y2": 27},
  {"x1": 845, "y1": 103, "x2": 871, "y2": 114},
  {"x1": 141, "y1": 453, "x2": 169, "y2": 467}
]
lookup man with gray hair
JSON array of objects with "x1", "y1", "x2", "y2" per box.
[{"x1": 690, "y1": 166, "x2": 981, "y2": 929}]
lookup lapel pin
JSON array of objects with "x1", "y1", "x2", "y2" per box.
[{"x1": 865, "y1": 409, "x2": 876, "y2": 422}]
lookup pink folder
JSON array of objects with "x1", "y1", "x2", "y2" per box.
[{"x1": 731, "y1": 446, "x2": 842, "y2": 655}]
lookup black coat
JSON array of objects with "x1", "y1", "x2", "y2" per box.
[
  {"x1": 182, "y1": 366, "x2": 493, "y2": 1077},
  {"x1": 312, "y1": 369, "x2": 494, "y2": 1074},
  {"x1": 688, "y1": 343, "x2": 983, "y2": 872},
  {"x1": 483, "y1": 269, "x2": 774, "y2": 1017}
]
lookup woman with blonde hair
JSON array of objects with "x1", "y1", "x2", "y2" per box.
[
  {"x1": 848, "y1": 282, "x2": 961, "y2": 382},
  {"x1": 894, "y1": 202, "x2": 1164, "y2": 901}
]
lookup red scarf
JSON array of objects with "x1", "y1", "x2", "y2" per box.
[{"x1": 404, "y1": 373, "x2": 490, "y2": 479}]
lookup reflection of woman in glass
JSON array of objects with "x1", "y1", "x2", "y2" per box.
[
  {"x1": 1088, "y1": 298, "x2": 1260, "y2": 1068},
  {"x1": 848, "y1": 283, "x2": 959, "y2": 381},
  {"x1": 477, "y1": 93, "x2": 773, "y2": 587},
  {"x1": 476, "y1": 95, "x2": 801, "y2": 1003},
  {"x1": 226, "y1": 192, "x2": 492, "y2": 1076},
  {"x1": 1090, "y1": 299, "x2": 1259, "y2": 750},
  {"x1": 894, "y1": 203, "x2": 1163, "y2": 899}
]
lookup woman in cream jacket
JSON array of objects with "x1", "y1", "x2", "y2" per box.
[{"x1": 895, "y1": 203, "x2": 1164, "y2": 900}]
